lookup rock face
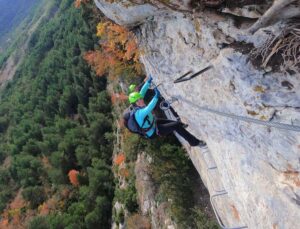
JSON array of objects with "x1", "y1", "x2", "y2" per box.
[
  {"x1": 94, "y1": 0, "x2": 300, "y2": 228},
  {"x1": 94, "y1": 0, "x2": 157, "y2": 26},
  {"x1": 135, "y1": 153, "x2": 176, "y2": 229}
]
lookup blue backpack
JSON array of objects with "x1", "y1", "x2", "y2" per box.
[{"x1": 123, "y1": 105, "x2": 154, "y2": 137}]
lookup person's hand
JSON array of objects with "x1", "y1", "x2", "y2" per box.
[
  {"x1": 147, "y1": 75, "x2": 153, "y2": 84},
  {"x1": 154, "y1": 87, "x2": 160, "y2": 97}
]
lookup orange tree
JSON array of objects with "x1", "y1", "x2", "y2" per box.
[
  {"x1": 84, "y1": 21, "x2": 143, "y2": 79},
  {"x1": 74, "y1": 0, "x2": 90, "y2": 8}
]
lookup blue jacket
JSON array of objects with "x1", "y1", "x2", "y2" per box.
[{"x1": 134, "y1": 81, "x2": 159, "y2": 137}]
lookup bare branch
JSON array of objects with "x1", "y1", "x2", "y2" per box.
[{"x1": 248, "y1": 0, "x2": 299, "y2": 34}]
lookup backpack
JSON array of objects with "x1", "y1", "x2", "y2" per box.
[{"x1": 123, "y1": 105, "x2": 155, "y2": 137}]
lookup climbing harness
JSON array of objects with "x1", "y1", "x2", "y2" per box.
[
  {"x1": 174, "y1": 65, "x2": 213, "y2": 83},
  {"x1": 158, "y1": 97, "x2": 182, "y2": 123},
  {"x1": 176, "y1": 95, "x2": 300, "y2": 132},
  {"x1": 123, "y1": 106, "x2": 155, "y2": 137}
]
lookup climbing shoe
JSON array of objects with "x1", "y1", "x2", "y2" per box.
[
  {"x1": 190, "y1": 139, "x2": 206, "y2": 147},
  {"x1": 182, "y1": 123, "x2": 189, "y2": 128},
  {"x1": 198, "y1": 140, "x2": 207, "y2": 148}
]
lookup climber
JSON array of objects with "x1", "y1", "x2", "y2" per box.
[
  {"x1": 123, "y1": 76, "x2": 206, "y2": 147},
  {"x1": 127, "y1": 76, "x2": 163, "y2": 117},
  {"x1": 128, "y1": 76, "x2": 180, "y2": 119}
]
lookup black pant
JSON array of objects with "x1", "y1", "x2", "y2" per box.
[{"x1": 156, "y1": 119, "x2": 200, "y2": 146}]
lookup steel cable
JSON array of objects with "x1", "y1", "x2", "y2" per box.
[{"x1": 176, "y1": 95, "x2": 300, "y2": 132}]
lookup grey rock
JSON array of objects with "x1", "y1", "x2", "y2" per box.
[{"x1": 94, "y1": 1, "x2": 300, "y2": 228}]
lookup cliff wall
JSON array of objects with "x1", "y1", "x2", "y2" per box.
[{"x1": 94, "y1": 0, "x2": 300, "y2": 228}]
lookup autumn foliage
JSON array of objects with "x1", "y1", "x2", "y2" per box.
[
  {"x1": 111, "y1": 92, "x2": 128, "y2": 105},
  {"x1": 38, "y1": 197, "x2": 58, "y2": 216},
  {"x1": 0, "y1": 190, "x2": 26, "y2": 228},
  {"x1": 84, "y1": 21, "x2": 143, "y2": 78},
  {"x1": 68, "y1": 169, "x2": 80, "y2": 186},
  {"x1": 114, "y1": 153, "x2": 125, "y2": 166},
  {"x1": 119, "y1": 168, "x2": 130, "y2": 178},
  {"x1": 74, "y1": 0, "x2": 89, "y2": 8}
]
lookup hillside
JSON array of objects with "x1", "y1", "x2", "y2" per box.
[
  {"x1": 0, "y1": 0, "x2": 115, "y2": 227},
  {"x1": 0, "y1": 0, "x2": 57, "y2": 88},
  {"x1": 0, "y1": 0, "x2": 37, "y2": 48}
]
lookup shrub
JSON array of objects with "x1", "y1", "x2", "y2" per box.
[
  {"x1": 114, "y1": 153, "x2": 125, "y2": 166},
  {"x1": 115, "y1": 179, "x2": 138, "y2": 213},
  {"x1": 22, "y1": 186, "x2": 46, "y2": 209},
  {"x1": 68, "y1": 169, "x2": 80, "y2": 186},
  {"x1": 126, "y1": 213, "x2": 151, "y2": 229},
  {"x1": 28, "y1": 216, "x2": 50, "y2": 229},
  {"x1": 114, "y1": 207, "x2": 125, "y2": 225},
  {"x1": 192, "y1": 207, "x2": 220, "y2": 229}
]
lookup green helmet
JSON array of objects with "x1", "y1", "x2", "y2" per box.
[
  {"x1": 128, "y1": 84, "x2": 136, "y2": 93},
  {"x1": 129, "y1": 92, "x2": 142, "y2": 104}
]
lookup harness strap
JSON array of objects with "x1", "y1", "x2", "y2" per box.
[
  {"x1": 132, "y1": 105, "x2": 155, "y2": 135},
  {"x1": 141, "y1": 115, "x2": 155, "y2": 132}
]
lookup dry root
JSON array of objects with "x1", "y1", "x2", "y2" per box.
[{"x1": 252, "y1": 23, "x2": 300, "y2": 73}]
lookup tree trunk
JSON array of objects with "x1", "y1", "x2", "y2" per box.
[
  {"x1": 248, "y1": 0, "x2": 298, "y2": 34},
  {"x1": 280, "y1": 5, "x2": 300, "y2": 19}
]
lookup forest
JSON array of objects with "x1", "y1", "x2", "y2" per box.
[
  {"x1": 0, "y1": 0, "x2": 219, "y2": 228},
  {"x1": 0, "y1": 0, "x2": 114, "y2": 227}
]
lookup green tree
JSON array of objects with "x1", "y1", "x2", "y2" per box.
[
  {"x1": 22, "y1": 186, "x2": 46, "y2": 208},
  {"x1": 85, "y1": 197, "x2": 112, "y2": 229},
  {"x1": 28, "y1": 216, "x2": 50, "y2": 229},
  {"x1": 0, "y1": 0, "x2": 114, "y2": 225},
  {"x1": 0, "y1": 116, "x2": 9, "y2": 133},
  {"x1": 10, "y1": 154, "x2": 43, "y2": 187}
]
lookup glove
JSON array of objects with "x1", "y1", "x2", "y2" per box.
[
  {"x1": 147, "y1": 75, "x2": 153, "y2": 84},
  {"x1": 154, "y1": 87, "x2": 160, "y2": 97}
]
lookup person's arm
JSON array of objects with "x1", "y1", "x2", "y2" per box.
[
  {"x1": 136, "y1": 95, "x2": 159, "y2": 120},
  {"x1": 139, "y1": 75, "x2": 153, "y2": 97},
  {"x1": 139, "y1": 81, "x2": 150, "y2": 98}
]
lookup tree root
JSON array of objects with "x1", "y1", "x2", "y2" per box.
[{"x1": 252, "y1": 22, "x2": 300, "y2": 73}]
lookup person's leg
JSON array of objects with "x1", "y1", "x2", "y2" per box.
[
  {"x1": 173, "y1": 125, "x2": 201, "y2": 146},
  {"x1": 156, "y1": 119, "x2": 203, "y2": 146},
  {"x1": 156, "y1": 119, "x2": 178, "y2": 135}
]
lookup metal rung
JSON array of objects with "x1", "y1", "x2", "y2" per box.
[
  {"x1": 201, "y1": 148, "x2": 225, "y2": 193},
  {"x1": 160, "y1": 95, "x2": 248, "y2": 228},
  {"x1": 206, "y1": 167, "x2": 226, "y2": 193},
  {"x1": 208, "y1": 165, "x2": 217, "y2": 170},
  {"x1": 202, "y1": 149, "x2": 217, "y2": 170},
  {"x1": 210, "y1": 191, "x2": 248, "y2": 229}
]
